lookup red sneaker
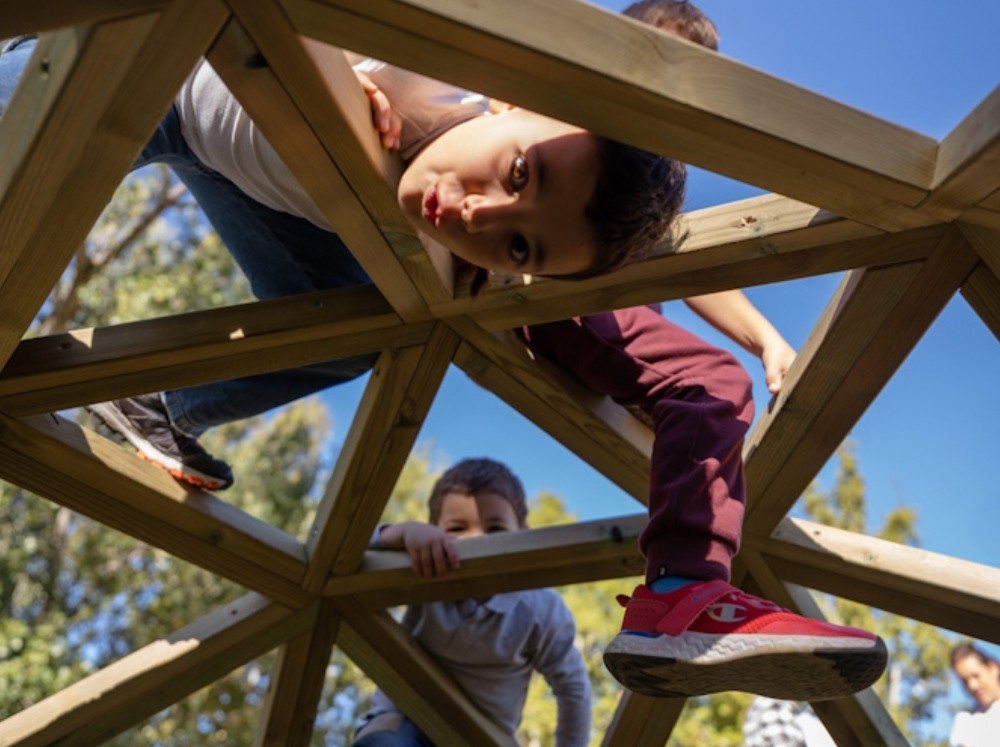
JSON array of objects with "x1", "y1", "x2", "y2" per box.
[{"x1": 603, "y1": 581, "x2": 887, "y2": 700}]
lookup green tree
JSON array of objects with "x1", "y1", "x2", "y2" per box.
[
  {"x1": 0, "y1": 168, "x2": 336, "y2": 744},
  {"x1": 801, "y1": 442, "x2": 953, "y2": 747}
]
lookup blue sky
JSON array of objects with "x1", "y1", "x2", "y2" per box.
[{"x1": 321, "y1": 0, "x2": 1000, "y2": 719}]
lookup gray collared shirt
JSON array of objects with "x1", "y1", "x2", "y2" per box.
[{"x1": 365, "y1": 586, "x2": 591, "y2": 746}]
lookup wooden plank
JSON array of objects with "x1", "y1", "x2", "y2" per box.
[
  {"x1": 979, "y1": 188, "x2": 1000, "y2": 213},
  {"x1": 303, "y1": 324, "x2": 458, "y2": 591},
  {"x1": 925, "y1": 85, "x2": 1000, "y2": 218},
  {"x1": 739, "y1": 550, "x2": 909, "y2": 747},
  {"x1": 205, "y1": 17, "x2": 431, "y2": 323},
  {"x1": 743, "y1": 228, "x2": 978, "y2": 536},
  {"x1": 0, "y1": 286, "x2": 429, "y2": 416},
  {"x1": 745, "y1": 518, "x2": 1000, "y2": 646},
  {"x1": 0, "y1": 1, "x2": 166, "y2": 37},
  {"x1": 254, "y1": 600, "x2": 340, "y2": 747},
  {"x1": 0, "y1": 1, "x2": 229, "y2": 367},
  {"x1": 961, "y1": 204, "x2": 1000, "y2": 231},
  {"x1": 226, "y1": 0, "x2": 456, "y2": 306},
  {"x1": 465, "y1": 193, "x2": 880, "y2": 298},
  {"x1": 0, "y1": 412, "x2": 310, "y2": 607},
  {"x1": 961, "y1": 263, "x2": 1000, "y2": 344},
  {"x1": 284, "y1": 0, "x2": 936, "y2": 231},
  {"x1": 461, "y1": 224, "x2": 941, "y2": 333},
  {"x1": 335, "y1": 599, "x2": 517, "y2": 747},
  {"x1": 324, "y1": 513, "x2": 646, "y2": 606},
  {"x1": 958, "y1": 222, "x2": 1000, "y2": 277},
  {"x1": 450, "y1": 319, "x2": 651, "y2": 502},
  {"x1": 958, "y1": 224, "x2": 1000, "y2": 341},
  {"x1": 0, "y1": 594, "x2": 317, "y2": 747},
  {"x1": 601, "y1": 692, "x2": 685, "y2": 747}
]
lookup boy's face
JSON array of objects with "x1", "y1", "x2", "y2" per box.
[
  {"x1": 398, "y1": 108, "x2": 600, "y2": 276},
  {"x1": 955, "y1": 655, "x2": 1000, "y2": 709},
  {"x1": 435, "y1": 489, "x2": 524, "y2": 539}
]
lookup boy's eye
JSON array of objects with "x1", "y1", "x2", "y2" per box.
[
  {"x1": 509, "y1": 153, "x2": 529, "y2": 192},
  {"x1": 509, "y1": 234, "x2": 529, "y2": 265},
  {"x1": 486, "y1": 525, "x2": 510, "y2": 533}
]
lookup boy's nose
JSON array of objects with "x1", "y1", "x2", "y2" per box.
[{"x1": 462, "y1": 193, "x2": 518, "y2": 233}]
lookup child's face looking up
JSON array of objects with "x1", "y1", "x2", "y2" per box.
[
  {"x1": 435, "y1": 490, "x2": 524, "y2": 540},
  {"x1": 398, "y1": 108, "x2": 600, "y2": 277}
]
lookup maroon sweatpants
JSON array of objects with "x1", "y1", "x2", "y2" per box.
[{"x1": 525, "y1": 304, "x2": 754, "y2": 583}]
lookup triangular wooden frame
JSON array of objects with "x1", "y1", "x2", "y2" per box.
[{"x1": 1, "y1": 1, "x2": 998, "y2": 745}]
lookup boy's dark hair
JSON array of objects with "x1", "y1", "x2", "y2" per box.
[
  {"x1": 428, "y1": 457, "x2": 528, "y2": 526},
  {"x1": 623, "y1": 0, "x2": 720, "y2": 50},
  {"x1": 562, "y1": 138, "x2": 686, "y2": 280}
]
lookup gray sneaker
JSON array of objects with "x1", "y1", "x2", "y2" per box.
[{"x1": 87, "y1": 394, "x2": 234, "y2": 490}]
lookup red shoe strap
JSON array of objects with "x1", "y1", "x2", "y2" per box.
[{"x1": 655, "y1": 579, "x2": 734, "y2": 636}]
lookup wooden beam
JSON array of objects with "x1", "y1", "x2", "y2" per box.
[
  {"x1": 958, "y1": 222, "x2": 1000, "y2": 277},
  {"x1": 925, "y1": 85, "x2": 1000, "y2": 219},
  {"x1": 225, "y1": 0, "x2": 456, "y2": 306},
  {"x1": 601, "y1": 692, "x2": 685, "y2": 747},
  {"x1": 957, "y1": 224, "x2": 1000, "y2": 341},
  {"x1": 961, "y1": 263, "x2": 1000, "y2": 343},
  {"x1": 0, "y1": 1, "x2": 167, "y2": 37},
  {"x1": 325, "y1": 513, "x2": 646, "y2": 607},
  {"x1": 745, "y1": 518, "x2": 1000, "y2": 646},
  {"x1": 0, "y1": 2, "x2": 229, "y2": 366},
  {"x1": 739, "y1": 551, "x2": 909, "y2": 747},
  {"x1": 283, "y1": 0, "x2": 936, "y2": 231},
  {"x1": 0, "y1": 594, "x2": 317, "y2": 747},
  {"x1": 450, "y1": 318, "x2": 651, "y2": 502},
  {"x1": 0, "y1": 286, "x2": 428, "y2": 416},
  {"x1": 0, "y1": 412, "x2": 310, "y2": 607},
  {"x1": 255, "y1": 600, "x2": 340, "y2": 747},
  {"x1": 460, "y1": 223, "x2": 941, "y2": 332},
  {"x1": 743, "y1": 228, "x2": 978, "y2": 536},
  {"x1": 304, "y1": 324, "x2": 458, "y2": 591},
  {"x1": 464, "y1": 193, "x2": 880, "y2": 300},
  {"x1": 335, "y1": 599, "x2": 517, "y2": 746},
  {"x1": 205, "y1": 17, "x2": 431, "y2": 322}
]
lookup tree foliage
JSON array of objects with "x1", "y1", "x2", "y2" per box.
[{"x1": 801, "y1": 442, "x2": 953, "y2": 747}]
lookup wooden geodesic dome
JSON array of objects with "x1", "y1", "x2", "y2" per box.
[{"x1": 1, "y1": 1, "x2": 999, "y2": 745}]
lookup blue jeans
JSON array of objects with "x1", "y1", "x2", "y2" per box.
[
  {"x1": 2, "y1": 37, "x2": 377, "y2": 436},
  {"x1": 352, "y1": 715, "x2": 433, "y2": 747}
]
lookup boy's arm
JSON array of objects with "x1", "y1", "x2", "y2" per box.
[
  {"x1": 683, "y1": 290, "x2": 796, "y2": 393},
  {"x1": 375, "y1": 522, "x2": 460, "y2": 579}
]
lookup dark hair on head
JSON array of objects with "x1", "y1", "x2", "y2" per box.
[
  {"x1": 952, "y1": 641, "x2": 1000, "y2": 670},
  {"x1": 428, "y1": 457, "x2": 528, "y2": 526},
  {"x1": 558, "y1": 137, "x2": 686, "y2": 281},
  {"x1": 623, "y1": 0, "x2": 719, "y2": 50}
]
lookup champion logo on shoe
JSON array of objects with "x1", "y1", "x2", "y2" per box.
[{"x1": 706, "y1": 602, "x2": 748, "y2": 624}]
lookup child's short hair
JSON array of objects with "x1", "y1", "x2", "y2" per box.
[
  {"x1": 563, "y1": 139, "x2": 686, "y2": 280},
  {"x1": 623, "y1": 0, "x2": 720, "y2": 50},
  {"x1": 428, "y1": 457, "x2": 528, "y2": 526}
]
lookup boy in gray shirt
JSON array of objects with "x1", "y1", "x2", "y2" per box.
[{"x1": 354, "y1": 458, "x2": 591, "y2": 747}]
